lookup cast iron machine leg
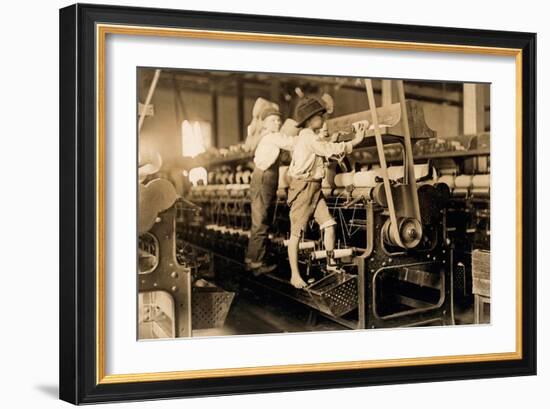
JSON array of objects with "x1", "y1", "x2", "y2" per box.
[
  {"x1": 358, "y1": 79, "x2": 451, "y2": 328},
  {"x1": 139, "y1": 207, "x2": 193, "y2": 337}
]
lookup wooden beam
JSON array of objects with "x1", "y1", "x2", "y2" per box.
[
  {"x1": 381, "y1": 79, "x2": 393, "y2": 107},
  {"x1": 326, "y1": 100, "x2": 436, "y2": 141},
  {"x1": 270, "y1": 78, "x2": 280, "y2": 105},
  {"x1": 236, "y1": 78, "x2": 244, "y2": 141},
  {"x1": 138, "y1": 69, "x2": 161, "y2": 132},
  {"x1": 463, "y1": 83, "x2": 486, "y2": 135},
  {"x1": 211, "y1": 82, "x2": 219, "y2": 148}
]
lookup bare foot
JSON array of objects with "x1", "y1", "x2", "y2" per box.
[{"x1": 290, "y1": 275, "x2": 307, "y2": 289}]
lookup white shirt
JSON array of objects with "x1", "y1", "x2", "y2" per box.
[
  {"x1": 288, "y1": 128, "x2": 352, "y2": 180},
  {"x1": 253, "y1": 131, "x2": 295, "y2": 171}
]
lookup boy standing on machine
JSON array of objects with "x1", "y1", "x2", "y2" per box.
[
  {"x1": 246, "y1": 106, "x2": 296, "y2": 275},
  {"x1": 286, "y1": 97, "x2": 366, "y2": 288}
]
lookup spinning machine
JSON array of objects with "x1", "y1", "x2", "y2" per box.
[
  {"x1": 139, "y1": 79, "x2": 491, "y2": 336},
  {"x1": 179, "y1": 80, "x2": 460, "y2": 331}
]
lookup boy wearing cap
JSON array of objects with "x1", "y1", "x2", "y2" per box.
[
  {"x1": 287, "y1": 97, "x2": 366, "y2": 288},
  {"x1": 246, "y1": 107, "x2": 296, "y2": 275}
]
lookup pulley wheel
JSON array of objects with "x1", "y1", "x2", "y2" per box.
[{"x1": 382, "y1": 217, "x2": 422, "y2": 249}]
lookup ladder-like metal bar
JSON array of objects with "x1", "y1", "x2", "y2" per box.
[
  {"x1": 396, "y1": 80, "x2": 422, "y2": 223},
  {"x1": 138, "y1": 68, "x2": 161, "y2": 133},
  {"x1": 364, "y1": 78, "x2": 404, "y2": 248}
]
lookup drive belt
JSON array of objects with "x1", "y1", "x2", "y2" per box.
[{"x1": 364, "y1": 78, "x2": 405, "y2": 248}]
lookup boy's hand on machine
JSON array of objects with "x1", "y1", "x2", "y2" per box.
[
  {"x1": 351, "y1": 120, "x2": 368, "y2": 147},
  {"x1": 330, "y1": 131, "x2": 343, "y2": 142}
]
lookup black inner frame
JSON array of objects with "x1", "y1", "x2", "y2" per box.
[{"x1": 59, "y1": 3, "x2": 536, "y2": 404}]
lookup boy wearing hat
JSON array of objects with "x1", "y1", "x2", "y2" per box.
[
  {"x1": 287, "y1": 97, "x2": 366, "y2": 288},
  {"x1": 246, "y1": 107, "x2": 296, "y2": 275}
]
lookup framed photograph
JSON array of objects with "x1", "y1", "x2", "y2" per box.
[{"x1": 59, "y1": 3, "x2": 536, "y2": 404}]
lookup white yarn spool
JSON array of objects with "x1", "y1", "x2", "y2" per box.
[
  {"x1": 311, "y1": 248, "x2": 353, "y2": 260},
  {"x1": 241, "y1": 170, "x2": 252, "y2": 184},
  {"x1": 454, "y1": 175, "x2": 474, "y2": 188},
  {"x1": 472, "y1": 174, "x2": 490, "y2": 188},
  {"x1": 283, "y1": 240, "x2": 316, "y2": 250},
  {"x1": 353, "y1": 171, "x2": 379, "y2": 187},
  {"x1": 334, "y1": 172, "x2": 355, "y2": 187},
  {"x1": 235, "y1": 170, "x2": 243, "y2": 184},
  {"x1": 386, "y1": 164, "x2": 429, "y2": 181},
  {"x1": 438, "y1": 175, "x2": 456, "y2": 188}
]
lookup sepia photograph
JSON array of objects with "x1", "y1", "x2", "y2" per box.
[{"x1": 137, "y1": 68, "x2": 491, "y2": 339}]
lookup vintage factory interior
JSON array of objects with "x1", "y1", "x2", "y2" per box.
[{"x1": 137, "y1": 68, "x2": 491, "y2": 339}]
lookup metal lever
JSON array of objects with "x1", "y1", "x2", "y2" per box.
[
  {"x1": 363, "y1": 79, "x2": 422, "y2": 249},
  {"x1": 343, "y1": 196, "x2": 364, "y2": 209},
  {"x1": 364, "y1": 78, "x2": 405, "y2": 248},
  {"x1": 396, "y1": 80, "x2": 422, "y2": 223}
]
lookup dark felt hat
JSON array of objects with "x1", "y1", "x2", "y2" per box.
[{"x1": 294, "y1": 97, "x2": 327, "y2": 127}]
